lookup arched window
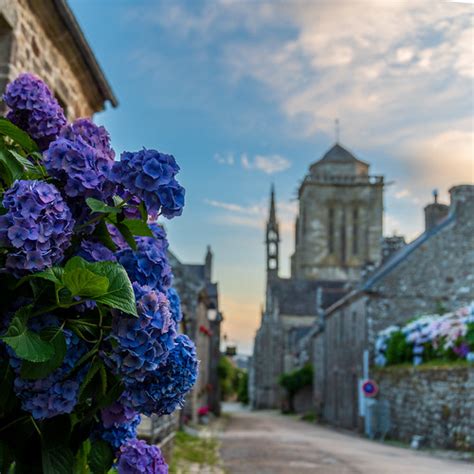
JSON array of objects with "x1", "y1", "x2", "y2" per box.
[{"x1": 352, "y1": 208, "x2": 359, "y2": 255}]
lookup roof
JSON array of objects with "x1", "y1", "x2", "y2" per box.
[
  {"x1": 361, "y1": 212, "x2": 456, "y2": 291},
  {"x1": 316, "y1": 143, "x2": 368, "y2": 166},
  {"x1": 38, "y1": 0, "x2": 118, "y2": 108},
  {"x1": 182, "y1": 264, "x2": 206, "y2": 281},
  {"x1": 269, "y1": 278, "x2": 348, "y2": 316}
]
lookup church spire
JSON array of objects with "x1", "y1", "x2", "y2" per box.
[{"x1": 266, "y1": 184, "x2": 279, "y2": 280}]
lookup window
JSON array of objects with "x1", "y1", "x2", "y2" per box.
[
  {"x1": 352, "y1": 208, "x2": 359, "y2": 255},
  {"x1": 328, "y1": 208, "x2": 335, "y2": 253},
  {"x1": 340, "y1": 208, "x2": 346, "y2": 263}
]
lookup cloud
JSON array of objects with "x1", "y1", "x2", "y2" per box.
[
  {"x1": 241, "y1": 153, "x2": 291, "y2": 174},
  {"x1": 214, "y1": 152, "x2": 234, "y2": 165}
]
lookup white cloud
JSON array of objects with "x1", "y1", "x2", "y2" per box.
[
  {"x1": 214, "y1": 152, "x2": 234, "y2": 165},
  {"x1": 240, "y1": 153, "x2": 291, "y2": 174}
]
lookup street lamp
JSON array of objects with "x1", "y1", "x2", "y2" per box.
[{"x1": 207, "y1": 308, "x2": 218, "y2": 322}]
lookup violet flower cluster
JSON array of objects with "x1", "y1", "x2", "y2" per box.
[
  {"x1": 117, "y1": 438, "x2": 168, "y2": 474},
  {"x1": 110, "y1": 149, "x2": 185, "y2": 219},
  {"x1": 0, "y1": 180, "x2": 74, "y2": 275},
  {"x1": 122, "y1": 334, "x2": 198, "y2": 416},
  {"x1": 8, "y1": 315, "x2": 87, "y2": 420},
  {"x1": 105, "y1": 283, "x2": 177, "y2": 384},
  {"x1": 44, "y1": 118, "x2": 116, "y2": 202},
  {"x1": 3, "y1": 73, "x2": 66, "y2": 150}
]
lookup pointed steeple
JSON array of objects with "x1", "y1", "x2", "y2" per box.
[{"x1": 266, "y1": 184, "x2": 279, "y2": 280}]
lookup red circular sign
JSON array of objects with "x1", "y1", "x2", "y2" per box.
[{"x1": 362, "y1": 379, "x2": 379, "y2": 398}]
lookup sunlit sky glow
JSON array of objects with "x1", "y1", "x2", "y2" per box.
[{"x1": 70, "y1": 0, "x2": 473, "y2": 354}]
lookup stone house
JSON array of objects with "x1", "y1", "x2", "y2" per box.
[
  {"x1": 170, "y1": 246, "x2": 223, "y2": 421},
  {"x1": 0, "y1": 0, "x2": 117, "y2": 117},
  {"x1": 313, "y1": 185, "x2": 474, "y2": 429}
]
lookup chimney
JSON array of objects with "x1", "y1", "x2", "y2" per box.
[
  {"x1": 204, "y1": 245, "x2": 213, "y2": 282},
  {"x1": 449, "y1": 185, "x2": 474, "y2": 221},
  {"x1": 424, "y1": 189, "x2": 449, "y2": 231}
]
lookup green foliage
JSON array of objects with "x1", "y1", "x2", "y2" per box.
[
  {"x1": 87, "y1": 440, "x2": 114, "y2": 474},
  {"x1": 1, "y1": 306, "x2": 55, "y2": 363},
  {"x1": 278, "y1": 364, "x2": 313, "y2": 397},
  {"x1": 237, "y1": 370, "x2": 249, "y2": 405},
  {"x1": 217, "y1": 356, "x2": 243, "y2": 401},
  {"x1": 385, "y1": 331, "x2": 412, "y2": 365}
]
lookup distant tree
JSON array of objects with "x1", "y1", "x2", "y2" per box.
[
  {"x1": 278, "y1": 364, "x2": 313, "y2": 413},
  {"x1": 237, "y1": 371, "x2": 249, "y2": 405}
]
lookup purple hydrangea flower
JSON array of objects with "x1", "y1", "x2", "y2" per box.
[
  {"x1": 98, "y1": 401, "x2": 141, "y2": 450},
  {"x1": 117, "y1": 234, "x2": 172, "y2": 292},
  {"x1": 6, "y1": 314, "x2": 88, "y2": 420},
  {"x1": 3, "y1": 73, "x2": 66, "y2": 150},
  {"x1": 78, "y1": 240, "x2": 116, "y2": 263},
  {"x1": 110, "y1": 149, "x2": 185, "y2": 219},
  {"x1": 0, "y1": 180, "x2": 74, "y2": 275},
  {"x1": 122, "y1": 334, "x2": 198, "y2": 416},
  {"x1": 167, "y1": 288, "x2": 182, "y2": 324},
  {"x1": 103, "y1": 283, "x2": 177, "y2": 384},
  {"x1": 117, "y1": 438, "x2": 168, "y2": 474},
  {"x1": 44, "y1": 118, "x2": 116, "y2": 203}
]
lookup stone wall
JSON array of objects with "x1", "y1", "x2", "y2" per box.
[
  {"x1": 375, "y1": 365, "x2": 474, "y2": 450},
  {"x1": 293, "y1": 385, "x2": 313, "y2": 414},
  {"x1": 0, "y1": 0, "x2": 111, "y2": 118}
]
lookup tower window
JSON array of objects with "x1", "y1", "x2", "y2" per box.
[
  {"x1": 352, "y1": 208, "x2": 359, "y2": 255},
  {"x1": 340, "y1": 208, "x2": 346, "y2": 263},
  {"x1": 328, "y1": 208, "x2": 335, "y2": 254}
]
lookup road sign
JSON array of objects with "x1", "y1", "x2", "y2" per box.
[{"x1": 362, "y1": 379, "x2": 379, "y2": 398}]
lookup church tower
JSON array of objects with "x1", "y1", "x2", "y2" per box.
[
  {"x1": 290, "y1": 143, "x2": 384, "y2": 282},
  {"x1": 266, "y1": 184, "x2": 280, "y2": 281}
]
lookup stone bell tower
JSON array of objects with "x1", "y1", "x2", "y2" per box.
[
  {"x1": 266, "y1": 184, "x2": 279, "y2": 281},
  {"x1": 290, "y1": 143, "x2": 384, "y2": 282}
]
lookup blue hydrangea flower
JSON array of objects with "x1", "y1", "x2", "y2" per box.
[
  {"x1": 110, "y1": 149, "x2": 185, "y2": 219},
  {"x1": 167, "y1": 288, "x2": 182, "y2": 324},
  {"x1": 3, "y1": 73, "x2": 66, "y2": 150},
  {"x1": 78, "y1": 240, "x2": 116, "y2": 263},
  {"x1": 98, "y1": 401, "x2": 141, "y2": 451},
  {"x1": 103, "y1": 283, "x2": 177, "y2": 384},
  {"x1": 117, "y1": 438, "x2": 168, "y2": 474},
  {"x1": 0, "y1": 180, "x2": 74, "y2": 275},
  {"x1": 44, "y1": 118, "x2": 116, "y2": 202},
  {"x1": 122, "y1": 334, "x2": 198, "y2": 416},
  {"x1": 117, "y1": 234, "x2": 172, "y2": 292},
  {"x1": 6, "y1": 315, "x2": 88, "y2": 420}
]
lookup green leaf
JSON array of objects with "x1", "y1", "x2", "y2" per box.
[
  {"x1": 78, "y1": 357, "x2": 102, "y2": 400},
  {"x1": 20, "y1": 328, "x2": 67, "y2": 380},
  {"x1": 88, "y1": 440, "x2": 114, "y2": 474},
  {"x1": 42, "y1": 448, "x2": 74, "y2": 474},
  {"x1": 94, "y1": 220, "x2": 118, "y2": 252},
  {"x1": 86, "y1": 197, "x2": 120, "y2": 214},
  {"x1": 17, "y1": 266, "x2": 64, "y2": 288},
  {"x1": 8, "y1": 149, "x2": 45, "y2": 179},
  {"x1": 138, "y1": 201, "x2": 148, "y2": 222},
  {"x1": 0, "y1": 146, "x2": 23, "y2": 185},
  {"x1": 0, "y1": 118, "x2": 39, "y2": 153},
  {"x1": 116, "y1": 222, "x2": 137, "y2": 250},
  {"x1": 122, "y1": 218, "x2": 153, "y2": 237},
  {"x1": 89, "y1": 261, "x2": 138, "y2": 316},
  {"x1": 0, "y1": 306, "x2": 55, "y2": 362},
  {"x1": 63, "y1": 267, "x2": 109, "y2": 298}
]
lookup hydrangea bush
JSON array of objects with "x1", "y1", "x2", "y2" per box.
[
  {"x1": 0, "y1": 73, "x2": 197, "y2": 474},
  {"x1": 375, "y1": 303, "x2": 474, "y2": 367}
]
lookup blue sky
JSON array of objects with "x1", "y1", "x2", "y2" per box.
[{"x1": 70, "y1": 0, "x2": 473, "y2": 354}]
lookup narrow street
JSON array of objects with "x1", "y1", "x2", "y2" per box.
[{"x1": 219, "y1": 405, "x2": 473, "y2": 474}]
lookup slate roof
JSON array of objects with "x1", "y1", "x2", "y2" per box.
[
  {"x1": 317, "y1": 143, "x2": 368, "y2": 166},
  {"x1": 269, "y1": 278, "x2": 348, "y2": 316},
  {"x1": 361, "y1": 212, "x2": 456, "y2": 291},
  {"x1": 182, "y1": 264, "x2": 206, "y2": 281}
]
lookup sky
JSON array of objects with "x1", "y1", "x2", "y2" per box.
[{"x1": 69, "y1": 0, "x2": 473, "y2": 355}]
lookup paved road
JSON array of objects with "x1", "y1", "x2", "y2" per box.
[{"x1": 219, "y1": 405, "x2": 473, "y2": 474}]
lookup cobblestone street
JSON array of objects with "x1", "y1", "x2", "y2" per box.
[{"x1": 218, "y1": 405, "x2": 473, "y2": 474}]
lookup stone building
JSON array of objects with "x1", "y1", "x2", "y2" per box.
[
  {"x1": 0, "y1": 0, "x2": 117, "y2": 117},
  {"x1": 252, "y1": 142, "x2": 379, "y2": 409},
  {"x1": 313, "y1": 185, "x2": 474, "y2": 429},
  {"x1": 170, "y1": 246, "x2": 223, "y2": 421},
  {"x1": 291, "y1": 143, "x2": 384, "y2": 282}
]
